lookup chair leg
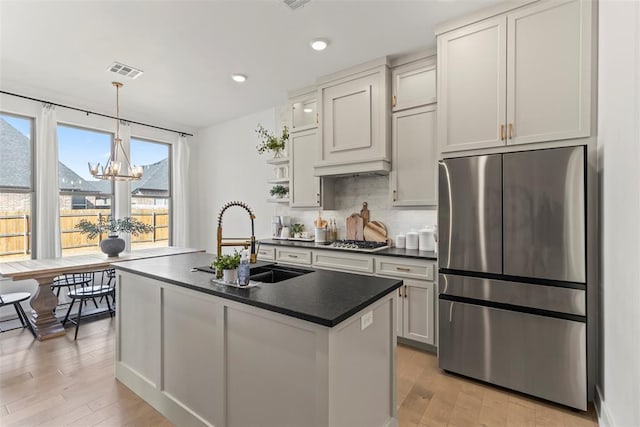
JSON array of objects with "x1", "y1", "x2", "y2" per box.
[
  {"x1": 13, "y1": 303, "x2": 27, "y2": 327},
  {"x1": 63, "y1": 299, "x2": 75, "y2": 326},
  {"x1": 91, "y1": 297, "x2": 99, "y2": 309},
  {"x1": 105, "y1": 295, "x2": 113, "y2": 318},
  {"x1": 16, "y1": 303, "x2": 36, "y2": 338},
  {"x1": 74, "y1": 298, "x2": 83, "y2": 340}
]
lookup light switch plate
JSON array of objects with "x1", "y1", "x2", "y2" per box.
[{"x1": 361, "y1": 311, "x2": 373, "y2": 330}]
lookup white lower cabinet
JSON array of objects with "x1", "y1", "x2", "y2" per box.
[
  {"x1": 376, "y1": 257, "x2": 437, "y2": 346},
  {"x1": 275, "y1": 247, "x2": 312, "y2": 265},
  {"x1": 399, "y1": 279, "x2": 435, "y2": 345}
]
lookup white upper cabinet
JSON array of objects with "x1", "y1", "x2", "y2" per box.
[
  {"x1": 391, "y1": 105, "x2": 438, "y2": 206},
  {"x1": 437, "y1": 0, "x2": 593, "y2": 153},
  {"x1": 392, "y1": 58, "x2": 437, "y2": 111},
  {"x1": 438, "y1": 16, "x2": 507, "y2": 152},
  {"x1": 315, "y1": 60, "x2": 391, "y2": 176},
  {"x1": 290, "y1": 91, "x2": 318, "y2": 133},
  {"x1": 506, "y1": 0, "x2": 592, "y2": 145},
  {"x1": 290, "y1": 128, "x2": 322, "y2": 208}
]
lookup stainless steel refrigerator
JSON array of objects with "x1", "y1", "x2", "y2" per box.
[{"x1": 438, "y1": 146, "x2": 587, "y2": 410}]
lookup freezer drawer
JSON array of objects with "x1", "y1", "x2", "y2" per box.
[
  {"x1": 439, "y1": 273, "x2": 585, "y2": 316},
  {"x1": 438, "y1": 155, "x2": 502, "y2": 274},
  {"x1": 503, "y1": 146, "x2": 585, "y2": 283},
  {"x1": 438, "y1": 299, "x2": 586, "y2": 410}
]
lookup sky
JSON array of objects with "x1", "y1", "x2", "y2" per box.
[{"x1": 1, "y1": 114, "x2": 168, "y2": 182}]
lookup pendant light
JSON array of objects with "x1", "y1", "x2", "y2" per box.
[{"x1": 88, "y1": 82, "x2": 143, "y2": 181}]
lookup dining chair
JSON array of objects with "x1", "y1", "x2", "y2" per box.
[
  {"x1": 62, "y1": 268, "x2": 116, "y2": 340},
  {"x1": 0, "y1": 292, "x2": 36, "y2": 337}
]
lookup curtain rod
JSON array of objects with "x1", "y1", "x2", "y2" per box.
[{"x1": 0, "y1": 90, "x2": 194, "y2": 137}]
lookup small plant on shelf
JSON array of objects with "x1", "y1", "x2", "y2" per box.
[
  {"x1": 269, "y1": 185, "x2": 289, "y2": 198},
  {"x1": 255, "y1": 124, "x2": 289, "y2": 157}
]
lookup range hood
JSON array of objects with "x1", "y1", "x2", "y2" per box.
[{"x1": 314, "y1": 159, "x2": 391, "y2": 177}]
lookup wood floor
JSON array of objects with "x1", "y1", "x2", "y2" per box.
[{"x1": 0, "y1": 318, "x2": 598, "y2": 427}]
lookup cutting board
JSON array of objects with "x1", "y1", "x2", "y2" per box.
[
  {"x1": 346, "y1": 214, "x2": 364, "y2": 240},
  {"x1": 363, "y1": 221, "x2": 388, "y2": 243}
]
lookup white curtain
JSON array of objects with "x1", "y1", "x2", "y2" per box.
[
  {"x1": 35, "y1": 104, "x2": 61, "y2": 259},
  {"x1": 114, "y1": 122, "x2": 132, "y2": 251},
  {"x1": 172, "y1": 134, "x2": 190, "y2": 247}
]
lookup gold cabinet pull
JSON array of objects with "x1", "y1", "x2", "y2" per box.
[
  {"x1": 398, "y1": 288, "x2": 403, "y2": 298},
  {"x1": 287, "y1": 254, "x2": 299, "y2": 258},
  {"x1": 500, "y1": 124, "x2": 505, "y2": 141},
  {"x1": 392, "y1": 95, "x2": 397, "y2": 107},
  {"x1": 509, "y1": 123, "x2": 514, "y2": 139},
  {"x1": 393, "y1": 190, "x2": 397, "y2": 202},
  {"x1": 404, "y1": 285, "x2": 408, "y2": 298},
  {"x1": 316, "y1": 113, "x2": 319, "y2": 124},
  {"x1": 396, "y1": 267, "x2": 411, "y2": 272}
]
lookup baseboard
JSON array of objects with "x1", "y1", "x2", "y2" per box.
[
  {"x1": 595, "y1": 385, "x2": 616, "y2": 427},
  {"x1": 115, "y1": 362, "x2": 212, "y2": 427}
]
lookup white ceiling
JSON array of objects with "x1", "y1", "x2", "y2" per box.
[{"x1": 0, "y1": 0, "x2": 502, "y2": 133}]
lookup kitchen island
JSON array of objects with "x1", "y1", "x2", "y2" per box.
[{"x1": 113, "y1": 252, "x2": 402, "y2": 427}]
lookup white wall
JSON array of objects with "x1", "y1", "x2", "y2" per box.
[
  {"x1": 188, "y1": 108, "x2": 275, "y2": 253},
  {"x1": 597, "y1": 1, "x2": 640, "y2": 426}
]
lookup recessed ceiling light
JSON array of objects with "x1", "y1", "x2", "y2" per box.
[
  {"x1": 310, "y1": 39, "x2": 328, "y2": 51},
  {"x1": 231, "y1": 74, "x2": 247, "y2": 83},
  {"x1": 303, "y1": 108, "x2": 313, "y2": 113}
]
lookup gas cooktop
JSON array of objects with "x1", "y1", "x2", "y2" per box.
[{"x1": 327, "y1": 240, "x2": 389, "y2": 252}]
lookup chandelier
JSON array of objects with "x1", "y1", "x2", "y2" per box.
[{"x1": 88, "y1": 82, "x2": 143, "y2": 181}]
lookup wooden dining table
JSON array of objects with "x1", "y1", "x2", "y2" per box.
[{"x1": 0, "y1": 247, "x2": 205, "y2": 340}]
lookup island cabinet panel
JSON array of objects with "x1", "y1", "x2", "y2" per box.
[
  {"x1": 115, "y1": 268, "x2": 398, "y2": 427},
  {"x1": 226, "y1": 307, "x2": 322, "y2": 427},
  {"x1": 330, "y1": 297, "x2": 395, "y2": 427},
  {"x1": 117, "y1": 273, "x2": 161, "y2": 388},
  {"x1": 162, "y1": 287, "x2": 223, "y2": 427}
]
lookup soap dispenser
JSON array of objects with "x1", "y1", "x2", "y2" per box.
[{"x1": 238, "y1": 250, "x2": 250, "y2": 286}]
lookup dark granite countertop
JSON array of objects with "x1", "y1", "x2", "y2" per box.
[
  {"x1": 112, "y1": 252, "x2": 402, "y2": 328},
  {"x1": 259, "y1": 239, "x2": 437, "y2": 261}
]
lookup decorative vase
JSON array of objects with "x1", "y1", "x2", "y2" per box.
[
  {"x1": 222, "y1": 269, "x2": 238, "y2": 284},
  {"x1": 272, "y1": 149, "x2": 283, "y2": 159},
  {"x1": 100, "y1": 235, "x2": 126, "y2": 257}
]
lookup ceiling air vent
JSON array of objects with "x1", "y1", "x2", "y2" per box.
[
  {"x1": 107, "y1": 62, "x2": 144, "y2": 79},
  {"x1": 283, "y1": 0, "x2": 310, "y2": 10}
]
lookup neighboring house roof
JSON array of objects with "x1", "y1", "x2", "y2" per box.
[
  {"x1": 0, "y1": 117, "x2": 31, "y2": 189},
  {"x1": 132, "y1": 159, "x2": 169, "y2": 196},
  {"x1": 1, "y1": 117, "x2": 168, "y2": 196}
]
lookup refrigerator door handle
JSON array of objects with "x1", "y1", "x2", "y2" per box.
[{"x1": 449, "y1": 301, "x2": 455, "y2": 323}]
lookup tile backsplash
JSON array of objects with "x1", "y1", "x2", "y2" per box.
[{"x1": 274, "y1": 174, "x2": 437, "y2": 241}]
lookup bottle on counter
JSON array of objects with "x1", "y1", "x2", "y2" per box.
[
  {"x1": 238, "y1": 250, "x2": 250, "y2": 286},
  {"x1": 330, "y1": 218, "x2": 338, "y2": 241}
]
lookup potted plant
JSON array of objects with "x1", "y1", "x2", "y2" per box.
[
  {"x1": 75, "y1": 216, "x2": 153, "y2": 257},
  {"x1": 290, "y1": 223, "x2": 304, "y2": 238},
  {"x1": 212, "y1": 251, "x2": 242, "y2": 284},
  {"x1": 270, "y1": 185, "x2": 289, "y2": 199},
  {"x1": 256, "y1": 124, "x2": 289, "y2": 158}
]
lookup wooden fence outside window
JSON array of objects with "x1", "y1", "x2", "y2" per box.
[{"x1": 0, "y1": 209, "x2": 169, "y2": 258}]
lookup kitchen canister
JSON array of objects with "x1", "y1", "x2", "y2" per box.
[
  {"x1": 418, "y1": 226, "x2": 435, "y2": 251},
  {"x1": 395, "y1": 234, "x2": 406, "y2": 249},
  {"x1": 315, "y1": 227, "x2": 327, "y2": 243},
  {"x1": 405, "y1": 231, "x2": 419, "y2": 250}
]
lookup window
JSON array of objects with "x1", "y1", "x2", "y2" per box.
[
  {"x1": 57, "y1": 125, "x2": 113, "y2": 256},
  {"x1": 130, "y1": 138, "x2": 171, "y2": 249},
  {"x1": 0, "y1": 113, "x2": 33, "y2": 262}
]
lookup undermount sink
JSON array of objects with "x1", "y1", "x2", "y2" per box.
[{"x1": 249, "y1": 265, "x2": 313, "y2": 283}]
